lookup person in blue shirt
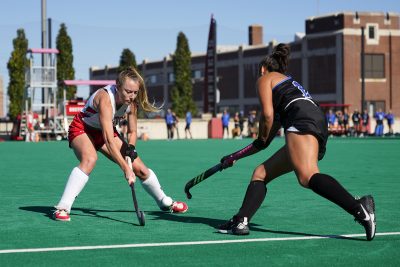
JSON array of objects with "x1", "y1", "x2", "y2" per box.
[
  {"x1": 185, "y1": 111, "x2": 193, "y2": 139},
  {"x1": 352, "y1": 108, "x2": 362, "y2": 136},
  {"x1": 222, "y1": 109, "x2": 230, "y2": 138},
  {"x1": 374, "y1": 109, "x2": 385, "y2": 136},
  {"x1": 326, "y1": 109, "x2": 336, "y2": 135},
  {"x1": 165, "y1": 109, "x2": 174, "y2": 140},
  {"x1": 386, "y1": 110, "x2": 394, "y2": 135}
]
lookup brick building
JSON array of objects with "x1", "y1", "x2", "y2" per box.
[{"x1": 90, "y1": 11, "x2": 400, "y2": 117}]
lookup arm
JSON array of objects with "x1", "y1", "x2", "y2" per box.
[
  {"x1": 257, "y1": 75, "x2": 275, "y2": 144},
  {"x1": 220, "y1": 75, "x2": 279, "y2": 168},
  {"x1": 220, "y1": 120, "x2": 281, "y2": 169},
  {"x1": 127, "y1": 103, "x2": 138, "y2": 146},
  {"x1": 96, "y1": 91, "x2": 135, "y2": 184}
]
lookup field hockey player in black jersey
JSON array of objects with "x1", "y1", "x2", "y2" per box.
[{"x1": 217, "y1": 43, "x2": 376, "y2": 241}]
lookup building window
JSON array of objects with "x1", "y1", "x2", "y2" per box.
[
  {"x1": 148, "y1": 75, "x2": 157, "y2": 84},
  {"x1": 192, "y1": 70, "x2": 202, "y2": 80},
  {"x1": 364, "y1": 54, "x2": 384, "y2": 79},
  {"x1": 368, "y1": 26, "x2": 375, "y2": 39},
  {"x1": 365, "y1": 23, "x2": 379, "y2": 45},
  {"x1": 366, "y1": 100, "x2": 385, "y2": 114},
  {"x1": 168, "y1": 73, "x2": 175, "y2": 83}
]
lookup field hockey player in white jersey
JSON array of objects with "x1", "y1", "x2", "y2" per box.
[{"x1": 53, "y1": 67, "x2": 188, "y2": 222}]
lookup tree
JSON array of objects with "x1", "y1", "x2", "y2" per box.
[
  {"x1": 171, "y1": 32, "x2": 197, "y2": 117},
  {"x1": 56, "y1": 23, "x2": 76, "y2": 100},
  {"x1": 7, "y1": 29, "x2": 29, "y2": 119},
  {"x1": 118, "y1": 48, "x2": 137, "y2": 73}
]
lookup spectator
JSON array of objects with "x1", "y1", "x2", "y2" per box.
[
  {"x1": 386, "y1": 110, "x2": 394, "y2": 135},
  {"x1": 33, "y1": 120, "x2": 41, "y2": 142},
  {"x1": 239, "y1": 111, "x2": 246, "y2": 138},
  {"x1": 326, "y1": 109, "x2": 336, "y2": 135},
  {"x1": 336, "y1": 110, "x2": 344, "y2": 135},
  {"x1": 172, "y1": 112, "x2": 180, "y2": 139},
  {"x1": 374, "y1": 108, "x2": 385, "y2": 136},
  {"x1": 361, "y1": 109, "x2": 370, "y2": 136},
  {"x1": 185, "y1": 111, "x2": 193, "y2": 139},
  {"x1": 343, "y1": 108, "x2": 350, "y2": 136},
  {"x1": 232, "y1": 112, "x2": 241, "y2": 138},
  {"x1": 352, "y1": 108, "x2": 362, "y2": 136},
  {"x1": 25, "y1": 111, "x2": 34, "y2": 142},
  {"x1": 247, "y1": 110, "x2": 257, "y2": 138},
  {"x1": 165, "y1": 109, "x2": 174, "y2": 140},
  {"x1": 222, "y1": 109, "x2": 230, "y2": 139}
]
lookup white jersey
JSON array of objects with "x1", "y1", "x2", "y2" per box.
[{"x1": 81, "y1": 85, "x2": 131, "y2": 129}]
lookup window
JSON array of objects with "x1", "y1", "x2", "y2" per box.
[
  {"x1": 364, "y1": 54, "x2": 385, "y2": 79},
  {"x1": 368, "y1": 25, "x2": 376, "y2": 39},
  {"x1": 366, "y1": 101, "x2": 385, "y2": 114},
  {"x1": 168, "y1": 73, "x2": 175, "y2": 83},
  {"x1": 192, "y1": 70, "x2": 202, "y2": 80},
  {"x1": 365, "y1": 23, "x2": 379, "y2": 45},
  {"x1": 148, "y1": 75, "x2": 157, "y2": 84}
]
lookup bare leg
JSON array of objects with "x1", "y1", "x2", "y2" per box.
[
  {"x1": 100, "y1": 138, "x2": 170, "y2": 209},
  {"x1": 55, "y1": 134, "x2": 97, "y2": 213}
]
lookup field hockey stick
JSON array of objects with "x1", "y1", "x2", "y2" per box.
[
  {"x1": 184, "y1": 163, "x2": 223, "y2": 199},
  {"x1": 126, "y1": 156, "x2": 145, "y2": 226},
  {"x1": 184, "y1": 141, "x2": 261, "y2": 199}
]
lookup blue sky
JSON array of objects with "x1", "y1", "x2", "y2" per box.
[{"x1": 1, "y1": 0, "x2": 399, "y2": 113}]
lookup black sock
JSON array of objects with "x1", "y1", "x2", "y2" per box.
[
  {"x1": 236, "y1": 180, "x2": 267, "y2": 221},
  {"x1": 308, "y1": 173, "x2": 363, "y2": 218}
]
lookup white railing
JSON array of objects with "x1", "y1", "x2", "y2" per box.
[{"x1": 25, "y1": 66, "x2": 57, "y2": 88}]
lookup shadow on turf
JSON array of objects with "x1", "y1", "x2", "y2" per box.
[
  {"x1": 18, "y1": 206, "x2": 365, "y2": 241},
  {"x1": 146, "y1": 211, "x2": 365, "y2": 241},
  {"x1": 18, "y1": 206, "x2": 143, "y2": 226}
]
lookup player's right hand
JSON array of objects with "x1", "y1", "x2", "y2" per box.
[{"x1": 220, "y1": 155, "x2": 236, "y2": 169}]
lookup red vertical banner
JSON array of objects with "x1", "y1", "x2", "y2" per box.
[{"x1": 204, "y1": 15, "x2": 217, "y2": 116}]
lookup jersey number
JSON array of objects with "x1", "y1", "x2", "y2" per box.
[{"x1": 292, "y1": 81, "x2": 311, "y2": 98}]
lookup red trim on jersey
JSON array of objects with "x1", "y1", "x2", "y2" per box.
[
  {"x1": 84, "y1": 106, "x2": 97, "y2": 115},
  {"x1": 68, "y1": 113, "x2": 119, "y2": 150}
]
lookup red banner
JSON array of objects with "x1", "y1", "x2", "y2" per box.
[{"x1": 65, "y1": 101, "x2": 86, "y2": 116}]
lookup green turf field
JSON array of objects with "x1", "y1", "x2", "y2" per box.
[{"x1": 0, "y1": 138, "x2": 399, "y2": 266}]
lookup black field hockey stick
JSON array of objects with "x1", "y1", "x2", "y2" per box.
[
  {"x1": 184, "y1": 141, "x2": 263, "y2": 199},
  {"x1": 184, "y1": 163, "x2": 223, "y2": 199},
  {"x1": 126, "y1": 156, "x2": 145, "y2": 226}
]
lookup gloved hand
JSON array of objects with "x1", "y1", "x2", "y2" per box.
[
  {"x1": 126, "y1": 144, "x2": 138, "y2": 161},
  {"x1": 220, "y1": 154, "x2": 235, "y2": 169}
]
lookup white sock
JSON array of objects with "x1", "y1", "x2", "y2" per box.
[
  {"x1": 140, "y1": 169, "x2": 168, "y2": 208},
  {"x1": 55, "y1": 167, "x2": 89, "y2": 213}
]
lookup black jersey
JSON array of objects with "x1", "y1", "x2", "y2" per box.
[
  {"x1": 272, "y1": 76, "x2": 328, "y2": 160},
  {"x1": 272, "y1": 76, "x2": 316, "y2": 124}
]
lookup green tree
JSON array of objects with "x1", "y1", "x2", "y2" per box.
[
  {"x1": 171, "y1": 32, "x2": 197, "y2": 117},
  {"x1": 118, "y1": 48, "x2": 137, "y2": 73},
  {"x1": 7, "y1": 29, "x2": 29, "y2": 119},
  {"x1": 56, "y1": 23, "x2": 76, "y2": 100}
]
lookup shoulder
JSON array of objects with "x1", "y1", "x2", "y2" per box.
[
  {"x1": 94, "y1": 89, "x2": 111, "y2": 108},
  {"x1": 257, "y1": 72, "x2": 288, "y2": 90}
]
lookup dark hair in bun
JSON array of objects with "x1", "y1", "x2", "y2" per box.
[{"x1": 258, "y1": 43, "x2": 290, "y2": 75}]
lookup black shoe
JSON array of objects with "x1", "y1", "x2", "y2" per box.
[
  {"x1": 217, "y1": 216, "x2": 249, "y2": 235},
  {"x1": 355, "y1": 195, "x2": 376, "y2": 241}
]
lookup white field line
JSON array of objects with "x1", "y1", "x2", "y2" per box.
[{"x1": 0, "y1": 232, "x2": 399, "y2": 254}]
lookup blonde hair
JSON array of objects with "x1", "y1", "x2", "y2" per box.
[{"x1": 116, "y1": 67, "x2": 160, "y2": 113}]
